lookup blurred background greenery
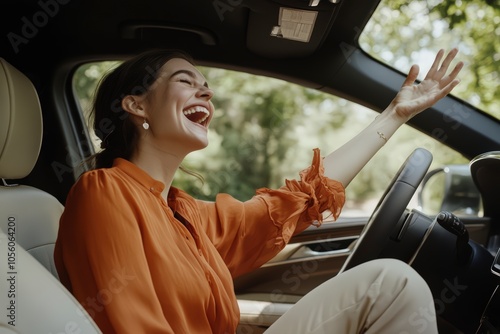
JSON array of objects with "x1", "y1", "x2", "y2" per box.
[{"x1": 72, "y1": 0, "x2": 498, "y2": 216}]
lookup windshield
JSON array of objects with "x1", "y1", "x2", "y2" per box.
[{"x1": 359, "y1": 0, "x2": 499, "y2": 120}]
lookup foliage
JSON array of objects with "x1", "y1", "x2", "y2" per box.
[
  {"x1": 72, "y1": 0, "x2": 497, "y2": 213},
  {"x1": 72, "y1": 61, "x2": 120, "y2": 147},
  {"x1": 174, "y1": 69, "x2": 355, "y2": 201},
  {"x1": 360, "y1": 0, "x2": 499, "y2": 118}
]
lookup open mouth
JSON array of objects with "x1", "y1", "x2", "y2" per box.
[{"x1": 183, "y1": 106, "x2": 210, "y2": 127}]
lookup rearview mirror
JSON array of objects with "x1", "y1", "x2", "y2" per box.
[{"x1": 417, "y1": 165, "x2": 482, "y2": 217}]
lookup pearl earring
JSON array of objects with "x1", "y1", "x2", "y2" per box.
[{"x1": 142, "y1": 119, "x2": 150, "y2": 130}]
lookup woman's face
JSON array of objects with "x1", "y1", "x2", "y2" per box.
[{"x1": 135, "y1": 57, "x2": 215, "y2": 156}]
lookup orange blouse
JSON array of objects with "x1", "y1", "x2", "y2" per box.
[{"x1": 54, "y1": 148, "x2": 345, "y2": 334}]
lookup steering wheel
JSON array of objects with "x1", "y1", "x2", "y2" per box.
[{"x1": 340, "y1": 148, "x2": 433, "y2": 272}]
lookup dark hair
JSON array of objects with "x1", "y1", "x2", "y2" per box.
[{"x1": 88, "y1": 49, "x2": 194, "y2": 169}]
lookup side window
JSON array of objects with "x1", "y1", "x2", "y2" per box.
[
  {"x1": 72, "y1": 61, "x2": 120, "y2": 150},
  {"x1": 418, "y1": 165, "x2": 483, "y2": 217},
  {"x1": 72, "y1": 63, "x2": 468, "y2": 218}
]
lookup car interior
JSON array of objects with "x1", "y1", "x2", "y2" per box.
[
  {"x1": 1, "y1": 0, "x2": 499, "y2": 333},
  {"x1": 0, "y1": 56, "x2": 101, "y2": 333}
]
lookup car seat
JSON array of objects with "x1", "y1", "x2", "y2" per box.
[{"x1": 0, "y1": 58, "x2": 101, "y2": 333}]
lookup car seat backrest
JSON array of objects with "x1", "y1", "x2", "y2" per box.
[
  {"x1": 0, "y1": 57, "x2": 61, "y2": 277},
  {"x1": 0, "y1": 58, "x2": 101, "y2": 333}
]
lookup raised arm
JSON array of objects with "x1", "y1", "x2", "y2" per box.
[{"x1": 323, "y1": 48, "x2": 464, "y2": 187}]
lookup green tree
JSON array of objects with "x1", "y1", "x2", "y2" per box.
[
  {"x1": 72, "y1": 0, "x2": 496, "y2": 209},
  {"x1": 175, "y1": 68, "x2": 353, "y2": 200},
  {"x1": 73, "y1": 61, "x2": 120, "y2": 149},
  {"x1": 360, "y1": 0, "x2": 499, "y2": 117}
]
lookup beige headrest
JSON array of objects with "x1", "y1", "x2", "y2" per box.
[{"x1": 0, "y1": 58, "x2": 43, "y2": 179}]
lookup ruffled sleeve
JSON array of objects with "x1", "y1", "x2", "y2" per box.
[
  {"x1": 280, "y1": 147, "x2": 345, "y2": 225},
  {"x1": 196, "y1": 148, "x2": 345, "y2": 277}
]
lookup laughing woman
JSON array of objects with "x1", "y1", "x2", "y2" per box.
[{"x1": 54, "y1": 48, "x2": 463, "y2": 333}]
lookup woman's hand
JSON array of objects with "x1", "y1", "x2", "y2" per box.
[
  {"x1": 388, "y1": 48, "x2": 464, "y2": 122},
  {"x1": 323, "y1": 48, "x2": 464, "y2": 187}
]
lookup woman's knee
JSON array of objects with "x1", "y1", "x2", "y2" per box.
[
  {"x1": 371, "y1": 259, "x2": 429, "y2": 288},
  {"x1": 364, "y1": 258, "x2": 434, "y2": 307},
  {"x1": 342, "y1": 258, "x2": 432, "y2": 303}
]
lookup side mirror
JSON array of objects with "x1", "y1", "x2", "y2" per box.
[{"x1": 417, "y1": 164, "x2": 482, "y2": 217}]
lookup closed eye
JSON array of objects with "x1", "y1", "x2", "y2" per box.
[{"x1": 170, "y1": 69, "x2": 208, "y2": 88}]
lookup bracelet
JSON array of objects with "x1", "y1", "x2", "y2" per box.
[{"x1": 377, "y1": 131, "x2": 388, "y2": 143}]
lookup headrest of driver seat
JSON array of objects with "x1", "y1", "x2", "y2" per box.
[{"x1": 0, "y1": 58, "x2": 43, "y2": 179}]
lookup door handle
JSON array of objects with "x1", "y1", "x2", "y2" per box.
[{"x1": 289, "y1": 236, "x2": 357, "y2": 259}]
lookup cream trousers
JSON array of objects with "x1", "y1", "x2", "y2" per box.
[{"x1": 264, "y1": 258, "x2": 438, "y2": 334}]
